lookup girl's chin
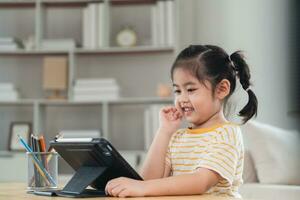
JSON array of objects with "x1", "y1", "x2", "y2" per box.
[
  {"x1": 185, "y1": 117, "x2": 197, "y2": 125},
  {"x1": 183, "y1": 110, "x2": 194, "y2": 116}
]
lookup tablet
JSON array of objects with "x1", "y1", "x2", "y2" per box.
[{"x1": 49, "y1": 138, "x2": 143, "y2": 197}]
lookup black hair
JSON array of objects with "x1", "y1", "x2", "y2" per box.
[{"x1": 171, "y1": 44, "x2": 258, "y2": 124}]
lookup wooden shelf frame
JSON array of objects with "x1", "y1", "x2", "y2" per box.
[
  {"x1": 0, "y1": 0, "x2": 160, "y2": 7},
  {"x1": 0, "y1": 46, "x2": 174, "y2": 56}
]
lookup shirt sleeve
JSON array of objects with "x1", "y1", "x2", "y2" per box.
[
  {"x1": 196, "y1": 129, "x2": 240, "y2": 185},
  {"x1": 165, "y1": 129, "x2": 182, "y2": 169},
  {"x1": 165, "y1": 147, "x2": 171, "y2": 167}
]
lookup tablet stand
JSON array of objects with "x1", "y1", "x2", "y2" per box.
[{"x1": 59, "y1": 166, "x2": 107, "y2": 197}]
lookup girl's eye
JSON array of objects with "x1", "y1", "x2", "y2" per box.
[
  {"x1": 173, "y1": 89, "x2": 181, "y2": 94},
  {"x1": 187, "y1": 88, "x2": 197, "y2": 93}
]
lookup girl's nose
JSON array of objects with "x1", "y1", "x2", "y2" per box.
[{"x1": 177, "y1": 93, "x2": 189, "y2": 104}]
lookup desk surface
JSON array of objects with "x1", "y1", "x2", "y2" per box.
[{"x1": 0, "y1": 183, "x2": 241, "y2": 200}]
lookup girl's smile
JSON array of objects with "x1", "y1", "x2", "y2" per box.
[
  {"x1": 172, "y1": 68, "x2": 225, "y2": 129},
  {"x1": 180, "y1": 103, "x2": 195, "y2": 116}
]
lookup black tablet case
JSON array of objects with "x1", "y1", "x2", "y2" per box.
[{"x1": 48, "y1": 138, "x2": 143, "y2": 198}]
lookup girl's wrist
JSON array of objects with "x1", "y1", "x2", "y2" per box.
[
  {"x1": 142, "y1": 180, "x2": 153, "y2": 197},
  {"x1": 157, "y1": 127, "x2": 177, "y2": 138}
]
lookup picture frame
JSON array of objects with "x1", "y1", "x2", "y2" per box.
[{"x1": 8, "y1": 122, "x2": 32, "y2": 151}]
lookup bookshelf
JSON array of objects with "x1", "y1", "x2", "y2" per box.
[
  {"x1": 0, "y1": 46, "x2": 173, "y2": 55},
  {"x1": 0, "y1": 0, "x2": 35, "y2": 7},
  {"x1": 0, "y1": 0, "x2": 177, "y2": 160}
]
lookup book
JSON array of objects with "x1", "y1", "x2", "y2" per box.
[
  {"x1": 143, "y1": 104, "x2": 164, "y2": 150},
  {"x1": 144, "y1": 108, "x2": 151, "y2": 150},
  {"x1": 41, "y1": 39, "x2": 76, "y2": 50},
  {"x1": 0, "y1": 83, "x2": 14, "y2": 90},
  {"x1": 0, "y1": 44, "x2": 19, "y2": 51},
  {"x1": 165, "y1": 0, "x2": 174, "y2": 46},
  {"x1": 0, "y1": 37, "x2": 18, "y2": 43},
  {"x1": 74, "y1": 86, "x2": 119, "y2": 94},
  {"x1": 0, "y1": 37, "x2": 23, "y2": 48},
  {"x1": 73, "y1": 78, "x2": 120, "y2": 101},
  {"x1": 56, "y1": 138, "x2": 93, "y2": 142},
  {"x1": 73, "y1": 93, "x2": 119, "y2": 101},
  {"x1": 83, "y1": 2, "x2": 109, "y2": 49},
  {"x1": 0, "y1": 83, "x2": 19, "y2": 101},
  {"x1": 59, "y1": 130, "x2": 101, "y2": 138},
  {"x1": 0, "y1": 90, "x2": 19, "y2": 101},
  {"x1": 89, "y1": 3, "x2": 98, "y2": 49},
  {"x1": 82, "y1": 6, "x2": 90, "y2": 48},
  {"x1": 157, "y1": 0, "x2": 166, "y2": 46},
  {"x1": 97, "y1": 2, "x2": 105, "y2": 48},
  {"x1": 75, "y1": 78, "x2": 118, "y2": 87},
  {"x1": 102, "y1": 0, "x2": 110, "y2": 47},
  {"x1": 151, "y1": 5, "x2": 158, "y2": 46}
]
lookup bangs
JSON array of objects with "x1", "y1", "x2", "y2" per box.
[{"x1": 171, "y1": 57, "x2": 209, "y2": 87}]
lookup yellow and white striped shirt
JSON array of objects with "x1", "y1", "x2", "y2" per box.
[{"x1": 166, "y1": 122, "x2": 244, "y2": 198}]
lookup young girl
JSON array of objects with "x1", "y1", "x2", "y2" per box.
[{"x1": 105, "y1": 45, "x2": 258, "y2": 198}]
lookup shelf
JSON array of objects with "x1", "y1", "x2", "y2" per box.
[
  {"x1": 0, "y1": 0, "x2": 177, "y2": 155},
  {"x1": 0, "y1": 99, "x2": 35, "y2": 106},
  {"x1": 0, "y1": 46, "x2": 174, "y2": 56},
  {"x1": 41, "y1": 0, "x2": 103, "y2": 7},
  {"x1": 0, "y1": 0, "x2": 35, "y2": 7},
  {"x1": 37, "y1": 97, "x2": 173, "y2": 106},
  {"x1": 108, "y1": 97, "x2": 173, "y2": 105},
  {"x1": 0, "y1": 0, "x2": 102, "y2": 7},
  {"x1": 0, "y1": 49, "x2": 69, "y2": 56},
  {"x1": 38, "y1": 99, "x2": 103, "y2": 106},
  {"x1": 0, "y1": 0, "x2": 160, "y2": 7},
  {"x1": 0, "y1": 151, "x2": 15, "y2": 158},
  {"x1": 76, "y1": 46, "x2": 175, "y2": 54},
  {"x1": 111, "y1": 0, "x2": 156, "y2": 6},
  {"x1": 0, "y1": 98, "x2": 172, "y2": 106}
]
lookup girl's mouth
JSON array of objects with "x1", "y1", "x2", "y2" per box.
[{"x1": 182, "y1": 107, "x2": 194, "y2": 116}]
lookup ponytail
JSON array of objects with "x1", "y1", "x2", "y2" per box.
[
  {"x1": 230, "y1": 51, "x2": 258, "y2": 124},
  {"x1": 171, "y1": 45, "x2": 258, "y2": 124}
]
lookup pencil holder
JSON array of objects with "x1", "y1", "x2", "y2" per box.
[{"x1": 26, "y1": 152, "x2": 58, "y2": 191}]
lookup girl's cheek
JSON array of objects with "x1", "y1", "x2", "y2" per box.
[
  {"x1": 189, "y1": 94, "x2": 199, "y2": 101},
  {"x1": 174, "y1": 98, "x2": 182, "y2": 111},
  {"x1": 174, "y1": 98, "x2": 179, "y2": 107}
]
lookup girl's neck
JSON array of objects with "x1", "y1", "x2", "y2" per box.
[{"x1": 191, "y1": 108, "x2": 228, "y2": 129}]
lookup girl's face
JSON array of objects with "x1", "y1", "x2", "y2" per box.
[{"x1": 172, "y1": 68, "x2": 221, "y2": 128}]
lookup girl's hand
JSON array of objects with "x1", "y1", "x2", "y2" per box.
[
  {"x1": 159, "y1": 105, "x2": 183, "y2": 135},
  {"x1": 105, "y1": 177, "x2": 146, "y2": 197}
]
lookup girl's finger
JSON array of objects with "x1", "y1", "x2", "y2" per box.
[
  {"x1": 106, "y1": 182, "x2": 121, "y2": 196},
  {"x1": 171, "y1": 107, "x2": 178, "y2": 113},
  {"x1": 174, "y1": 102, "x2": 183, "y2": 115},
  {"x1": 174, "y1": 112, "x2": 181, "y2": 119},
  {"x1": 174, "y1": 111, "x2": 182, "y2": 119},
  {"x1": 173, "y1": 114, "x2": 181, "y2": 121},
  {"x1": 111, "y1": 185, "x2": 126, "y2": 197},
  {"x1": 161, "y1": 106, "x2": 173, "y2": 113},
  {"x1": 162, "y1": 106, "x2": 178, "y2": 114},
  {"x1": 118, "y1": 188, "x2": 130, "y2": 198}
]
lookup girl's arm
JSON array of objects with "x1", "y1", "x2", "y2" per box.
[
  {"x1": 143, "y1": 168, "x2": 220, "y2": 196},
  {"x1": 105, "y1": 168, "x2": 221, "y2": 197},
  {"x1": 140, "y1": 128, "x2": 172, "y2": 180},
  {"x1": 140, "y1": 106, "x2": 182, "y2": 180}
]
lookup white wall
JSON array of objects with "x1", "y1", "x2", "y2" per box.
[
  {"x1": 0, "y1": 1, "x2": 298, "y2": 153},
  {"x1": 178, "y1": 0, "x2": 298, "y2": 129}
]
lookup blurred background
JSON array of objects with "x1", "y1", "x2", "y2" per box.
[{"x1": 0, "y1": 0, "x2": 299, "y2": 195}]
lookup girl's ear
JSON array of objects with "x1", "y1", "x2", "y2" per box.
[{"x1": 215, "y1": 79, "x2": 230, "y2": 100}]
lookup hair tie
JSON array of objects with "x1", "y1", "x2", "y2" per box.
[
  {"x1": 245, "y1": 87, "x2": 251, "y2": 92},
  {"x1": 228, "y1": 56, "x2": 237, "y2": 71}
]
